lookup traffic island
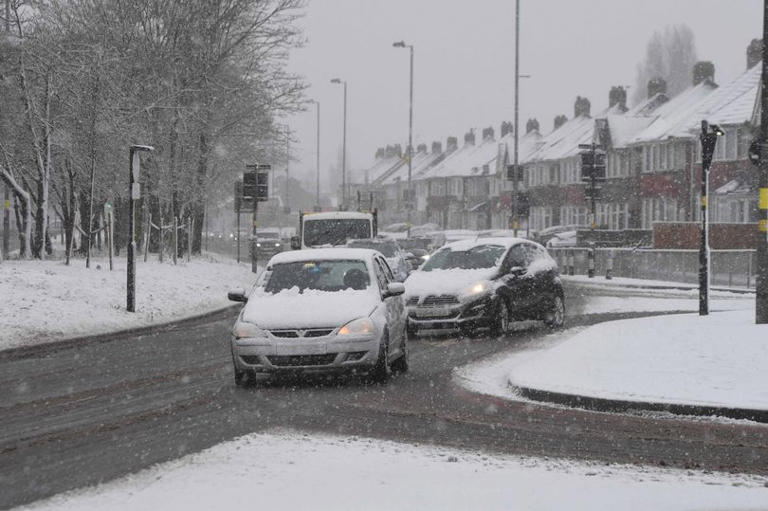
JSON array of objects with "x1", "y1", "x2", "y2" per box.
[{"x1": 506, "y1": 309, "x2": 768, "y2": 423}]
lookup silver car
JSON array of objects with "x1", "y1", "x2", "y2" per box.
[{"x1": 227, "y1": 248, "x2": 409, "y2": 385}]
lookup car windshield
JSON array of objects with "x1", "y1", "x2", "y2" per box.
[
  {"x1": 346, "y1": 240, "x2": 397, "y2": 257},
  {"x1": 421, "y1": 244, "x2": 505, "y2": 271},
  {"x1": 263, "y1": 260, "x2": 370, "y2": 293},
  {"x1": 304, "y1": 219, "x2": 371, "y2": 246}
]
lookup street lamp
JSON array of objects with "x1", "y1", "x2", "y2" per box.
[
  {"x1": 699, "y1": 120, "x2": 724, "y2": 316},
  {"x1": 311, "y1": 100, "x2": 321, "y2": 211},
  {"x1": 331, "y1": 78, "x2": 347, "y2": 210},
  {"x1": 127, "y1": 144, "x2": 154, "y2": 313},
  {"x1": 393, "y1": 40, "x2": 414, "y2": 237}
]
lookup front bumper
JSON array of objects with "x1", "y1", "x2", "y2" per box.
[
  {"x1": 231, "y1": 333, "x2": 380, "y2": 373},
  {"x1": 407, "y1": 296, "x2": 493, "y2": 336}
]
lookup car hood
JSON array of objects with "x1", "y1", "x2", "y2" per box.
[
  {"x1": 240, "y1": 288, "x2": 380, "y2": 329},
  {"x1": 404, "y1": 268, "x2": 497, "y2": 298}
]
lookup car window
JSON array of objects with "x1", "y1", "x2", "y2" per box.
[
  {"x1": 421, "y1": 244, "x2": 505, "y2": 271},
  {"x1": 372, "y1": 258, "x2": 390, "y2": 291},
  {"x1": 377, "y1": 257, "x2": 395, "y2": 282},
  {"x1": 263, "y1": 260, "x2": 370, "y2": 293},
  {"x1": 505, "y1": 245, "x2": 528, "y2": 268}
]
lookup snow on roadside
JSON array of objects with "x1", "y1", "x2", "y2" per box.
[
  {"x1": 15, "y1": 430, "x2": 768, "y2": 511},
  {"x1": 0, "y1": 255, "x2": 257, "y2": 351},
  {"x1": 507, "y1": 308, "x2": 768, "y2": 411}
]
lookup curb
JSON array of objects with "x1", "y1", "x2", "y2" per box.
[
  {"x1": 509, "y1": 383, "x2": 768, "y2": 424},
  {"x1": 0, "y1": 304, "x2": 242, "y2": 362}
]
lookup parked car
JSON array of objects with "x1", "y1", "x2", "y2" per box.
[
  {"x1": 346, "y1": 238, "x2": 411, "y2": 282},
  {"x1": 227, "y1": 248, "x2": 408, "y2": 385},
  {"x1": 404, "y1": 237, "x2": 564, "y2": 337}
]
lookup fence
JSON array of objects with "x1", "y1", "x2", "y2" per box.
[{"x1": 548, "y1": 247, "x2": 757, "y2": 289}]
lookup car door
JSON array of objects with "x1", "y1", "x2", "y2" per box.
[
  {"x1": 500, "y1": 244, "x2": 536, "y2": 315},
  {"x1": 527, "y1": 243, "x2": 558, "y2": 308},
  {"x1": 374, "y1": 257, "x2": 406, "y2": 353}
]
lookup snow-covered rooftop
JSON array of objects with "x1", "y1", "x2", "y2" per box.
[
  {"x1": 268, "y1": 247, "x2": 377, "y2": 266},
  {"x1": 527, "y1": 114, "x2": 596, "y2": 162}
]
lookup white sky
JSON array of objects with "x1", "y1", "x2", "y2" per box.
[{"x1": 284, "y1": 0, "x2": 762, "y2": 191}]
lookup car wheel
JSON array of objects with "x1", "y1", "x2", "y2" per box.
[
  {"x1": 234, "y1": 366, "x2": 253, "y2": 387},
  {"x1": 371, "y1": 334, "x2": 393, "y2": 383},
  {"x1": 545, "y1": 294, "x2": 565, "y2": 329},
  {"x1": 391, "y1": 333, "x2": 409, "y2": 374},
  {"x1": 490, "y1": 297, "x2": 510, "y2": 337}
]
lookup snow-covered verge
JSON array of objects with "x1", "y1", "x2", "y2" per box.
[
  {"x1": 563, "y1": 273, "x2": 754, "y2": 293},
  {"x1": 15, "y1": 430, "x2": 768, "y2": 511},
  {"x1": 504, "y1": 308, "x2": 768, "y2": 411},
  {"x1": 0, "y1": 256, "x2": 257, "y2": 351}
]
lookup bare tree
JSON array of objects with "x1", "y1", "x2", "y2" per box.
[{"x1": 633, "y1": 24, "x2": 698, "y2": 104}]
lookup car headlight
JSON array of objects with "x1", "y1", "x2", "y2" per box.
[
  {"x1": 233, "y1": 321, "x2": 268, "y2": 339},
  {"x1": 338, "y1": 318, "x2": 374, "y2": 336},
  {"x1": 461, "y1": 280, "x2": 491, "y2": 298},
  {"x1": 275, "y1": 242, "x2": 281, "y2": 247},
  {"x1": 256, "y1": 243, "x2": 261, "y2": 247}
]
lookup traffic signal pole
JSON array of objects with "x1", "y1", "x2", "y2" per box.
[{"x1": 757, "y1": 1, "x2": 768, "y2": 324}]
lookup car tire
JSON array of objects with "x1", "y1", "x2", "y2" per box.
[
  {"x1": 545, "y1": 293, "x2": 565, "y2": 329},
  {"x1": 490, "y1": 297, "x2": 510, "y2": 337},
  {"x1": 371, "y1": 334, "x2": 393, "y2": 383},
  {"x1": 391, "y1": 334, "x2": 409, "y2": 374},
  {"x1": 234, "y1": 366, "x2": 253, "y2": 387}
]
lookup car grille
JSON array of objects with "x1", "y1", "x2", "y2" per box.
[
  {"x1": 269, "y1": 328, "x2": 335, "y2": 338},
  {"x1": 267, "y1": 354, "x2": 337, "y2": 367},
  {"x1": 421, "y1": 295, "x2": 459, "y2": 306},
  {"x1": 406, "y1": 296, "x2": 419, "y2": 306}
]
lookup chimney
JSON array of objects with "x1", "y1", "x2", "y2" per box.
[
  {"x1": 608, "y1": 86, "x2": 627, "y2": 111},
  {"x1": 693, "y1": 61, "x2": 715, "y2": 86},
  {"x1": 526, "y1": 118, "x2": 540, "y2": 134},
  {"x1": 447, "y1": 136, "x2": 458, "y2": 151},
  {"x1": 747, "y1": 39, "x2": 763, "y2": 69},
  {"x1": 500, "y1": 121, "x2": 514, "y2": 137},
  {"x1": 464, "y1": 130, "x2": 475, "y2": 146},
  {"x1": 417, "y1": 143, "x2": 427, "y2": 154},
  {"x1": 554, "y1": 115, "x2": 568, "y2": 130},
  {"x1": 647, "y1": 77, "x2": 667, "y2": 98},
  {"x1": 375, "y1": 147, "x2": 385, "y2": 160},
  {"x1": 481, "y1": 127, "x2": 495, "y2": 141},
  {"x1": 574, "y1": 96, "x2": 591, "y2": 117},
  {"x1": 431, "y1": 141, "x2": 443, "y2": 154},
  {"x1": 393, "y1": 144, "x2": 403, "y2": 158}
]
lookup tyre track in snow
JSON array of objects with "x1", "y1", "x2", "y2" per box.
[{"x1": 1, "y1": 282, "x2": 766, "y2": 508}]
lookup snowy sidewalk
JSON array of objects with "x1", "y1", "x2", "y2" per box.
[
  {"x1": 0, "y1": 256, "x2": 257, "y2": 352},
  {"x1": 563, "y1": 274, "x2": 755, "y2": 294},
  {"x1": 505, "y1": 308, "x2": 768, "y2": 419},
  {"x1": 15, "y1": 430, "x2": 768, "y2": 511}
]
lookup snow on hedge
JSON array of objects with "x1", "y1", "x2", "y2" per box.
[{"x1": 0, "y1": 256, "x2": 257, "y2": 351}]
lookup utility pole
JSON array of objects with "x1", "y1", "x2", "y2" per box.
[
  {"x1": 314, "y1": 100, "x2": 321, "y2": 211},
  {"x1": 393, "y1": 41, "x2": 415, "y2": 235},
  {"x1": 127, "y1": 145, "x2": 153, "y2": 313},
  {"x1": 757, "y1": 1, "x2": 768, "y2": 324},
  {"x1": 512, "y1": 0, "x2": 520, "y2": 237},
  {"x1": 331, "y1": 78, "x2": 348, "y2": 209},
  {"x1": 285, "y1": 126, "x2": 290, "y2": 212}
]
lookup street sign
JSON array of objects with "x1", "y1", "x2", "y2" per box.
[{"x1": 131, "y1": 183, "x2": 140, "y2": 200}]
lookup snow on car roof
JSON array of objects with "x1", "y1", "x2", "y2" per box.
[
  {"x1": 302, "y1": 211, "x2": 373, "y2": 220},
  {"x1": 268, "y1": 248, "x2": 377, "y2": 266},
  {"x1": 439, "y1": 236, "x2": 526, "y2": 252}
]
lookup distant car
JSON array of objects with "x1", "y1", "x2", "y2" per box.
[
  {"x1": 253, "y1": 228, "x2": 284, "y2": 260},
  {"x1": 404, "y1": 248, "x2": 429, "y2": 270},
  {"x1": 546, "y1": 231, "x2": 577, "y2": 248},
  {"x1": 227, "y1": 248, "x2": 409, "y2": 385},
  {"x1": 404, "y1": 237, "x2": 564, "y2": 337},
  {"x1": 346, "y1": 238, "x2": 411, "y2": 282}
]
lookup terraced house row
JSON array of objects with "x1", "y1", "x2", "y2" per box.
[{"x1": 353, "y1": 40, "x2": 763, "y2": 243}]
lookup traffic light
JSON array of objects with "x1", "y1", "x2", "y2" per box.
[
  {"x1": 506, "y1": 164, "x2": 524, "y2": 182},
  {"x1": 515, "y1": 193, "x2": 530, "y2": 217},
  {"x1": 584, "y1": 186, "x2": 602, "y2": 201},
  {"x1": 580, "y1": 151, "x2": 606, "y2": 182},
  {"x1": 243, "y1": 164, "x2": 270, "y2": 202}
]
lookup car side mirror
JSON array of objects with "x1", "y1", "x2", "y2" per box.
[
  {"x1": 290, "y1": 236, "x2": 300, "y2": 250},
  {"x1": 384, "y1": 282, "x2": 405, "y2": 298},
  {"x1": 227, "y1": 288, "x2": 248, "y2": 303}
]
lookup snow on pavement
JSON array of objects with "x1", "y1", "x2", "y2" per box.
[
  {"x1": 504, "y1": 308, "x2": 768, "y2": 411},
  {"x1": 0, "y1": 256, "x2": 257, "y2": 351},
  {"x1": 15, "y1": 430, "x2": 768, "y2": 511}
]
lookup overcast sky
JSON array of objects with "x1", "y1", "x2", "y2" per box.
[{"x1": 283, "y1": 0, "x2": 762, "y2": 191}]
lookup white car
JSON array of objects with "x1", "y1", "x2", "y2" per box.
[
  {"x1": 227, "y1": 248, "x2": 409, "y2": 385},
  {"x1": 346, "y1": 238, "x2": 411, "y2": 282}
]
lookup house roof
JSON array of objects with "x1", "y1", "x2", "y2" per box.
[
  {"x1": 379, "y1": 149, "x2": 442, "y2": 185},
  {"x1": 693, "y1": 63, "x2": 760, "y2": 128},
  {"x1": 526, "y1": 113, "x2": 597, "y2": 163}
]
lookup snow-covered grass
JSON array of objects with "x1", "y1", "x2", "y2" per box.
[
  {"x1": 563, "y1": 273, "x2": 754, "y2": 293},
  {"x1": 0, "y1": 255, "x2": 257, "y2": 351},
  {"x1": 506, "y1": 308, "x2": 768, "y2": 411},
  {"x1": 15, "y1": 430, "x2": 768, "y2": 511}
]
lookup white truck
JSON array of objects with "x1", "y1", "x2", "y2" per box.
[{"x1": 291, "y1": 211, "x2": 378, "y2": 250}]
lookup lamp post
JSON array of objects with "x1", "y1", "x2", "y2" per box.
[
  {"x1": 699, "y1": 120, "x2": 723, "y2": 316},
  {"x1": 127, "y1": 144, "x2": 154, "y2": 313},
  {"x1": 393, "y1": 40, "x2": 414, "y2": 236},
  {"x1": 311, "y1": 100, "x2": 321, "y2": 211},
  {"x1": 331, "y1": 78, "x2": 347, "y2": 210},
  {"x1": 757, "y1": 0, "x2": 768, "y2": 324}
]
